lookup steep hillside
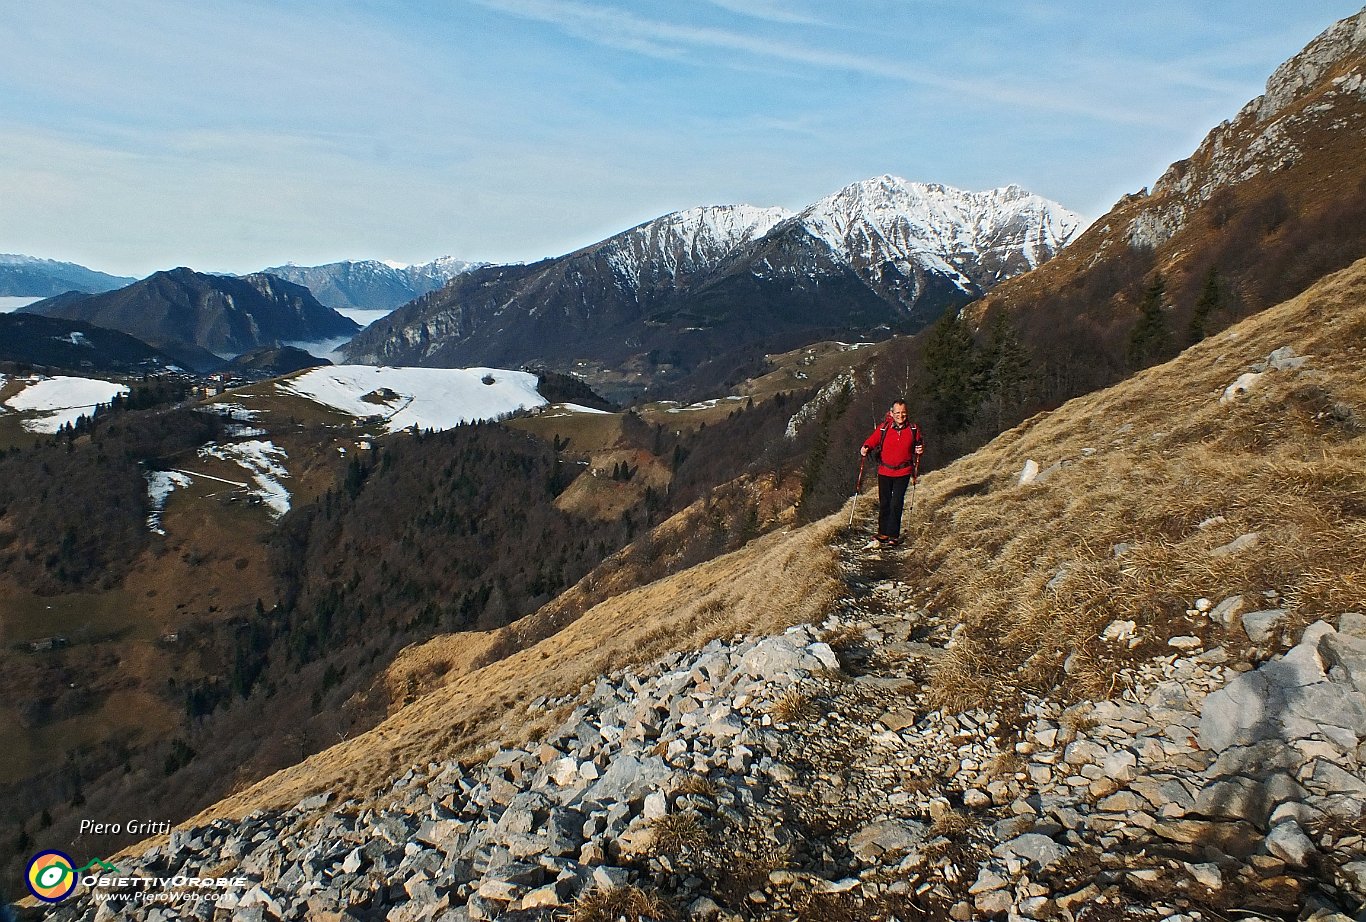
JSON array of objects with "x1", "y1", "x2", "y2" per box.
[
  {"x1": 21, "y1": 268, "x2": 359, "y2": 365},
  {"x1": 969, "y1": 7, "x2": 1366, "y2": 394},
  {"x1": 342, "y1": 181, "x2": 1078, "y2": 401},
  {"x1": 49, "y1": 257, "x2": 1366, "y2": 922},
  {"x1": 0, "y1": 313, "x2": 180, "y2": 375}
]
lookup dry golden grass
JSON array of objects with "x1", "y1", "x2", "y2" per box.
[
  {"x1": 567, "y1": 884, "x2": 675, "y2": 922},
  {"x1": 928, "y1": 809, "x2": 974, "y2": 840},
  {"x1": 649, "y1": 811, "x2": 710, "y2": 856},
  {"x1": 768, "y1": 686, "x2": 814, "y2": 723},
  {"x1": 898, "y1": 257, "x2": 1366, "y2": 710}
]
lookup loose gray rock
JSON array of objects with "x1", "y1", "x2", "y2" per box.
[
  {"x1": 1265, "y1": 820, "x2": 1316, "y2": 866},
  {"x1": 1241, "y1": 609, "x2": 1288, "y2": 644},
  {"x1": 993, "y1": 833, "x2": 1070, "y2": 871}
]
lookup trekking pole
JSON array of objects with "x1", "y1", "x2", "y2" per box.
[{"x1": 848, "y1": 453, "x2": 868, "y2": 527}]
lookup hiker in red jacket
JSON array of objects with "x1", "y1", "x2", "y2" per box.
[{"x1": 860, "y1": 400, "x2": 924, "y2": 546}]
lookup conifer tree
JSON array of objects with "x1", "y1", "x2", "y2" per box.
[
  {"x1": 1127, "y1": 274, "x2": 1172, "y2": 368},
  {"x1": 976, "y1": 310, "x2": 1033, "y2": 429},
  {"x1": 1188, "y1": 267, "x2": 1222, "y2": 344},
  {"x1": 921, "y1": 309, "x2": 978, "y2": 433}
]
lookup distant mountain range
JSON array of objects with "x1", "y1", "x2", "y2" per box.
[
  {"x1": 258, "y1": 257, "x2": 483, "y2": 312},
  {"x1": 342, "y1": 179, "x2": 1081, "y2": 397},
  {"x1": 21, "y1": 268, "x2": 359, "y2": 371},
  {"x1": 0, "y1": 254, "x2": 135, "y2": 296}
]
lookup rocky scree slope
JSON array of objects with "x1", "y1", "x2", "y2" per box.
[
  {"x1": 44, "y1": 572, "x2": 1366, "y2": 920},
  {"x1": 341, "y1": 181, "x2": 1078, "y2": 392}
]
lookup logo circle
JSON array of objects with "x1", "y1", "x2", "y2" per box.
[{"x1": 26, "y1": 850, "x2": 77, "y2": 903}]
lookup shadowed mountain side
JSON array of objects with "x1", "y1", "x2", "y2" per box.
[
  {"x1": 967, "y1": 7, "x2": 1366, "y2": 398},
  {"x1": 0, "y1": 313, "x2": 181, "y2": 373}
]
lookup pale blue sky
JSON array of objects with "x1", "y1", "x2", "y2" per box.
[{"x1": 0, "y1": 1, "x2": 1360, "y2": 277}]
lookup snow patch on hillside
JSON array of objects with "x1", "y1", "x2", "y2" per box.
[
  {"x1": 199, "y1": 440, "x2": 291, "y2": 517},
  {"x1": 279, "y1": 365, "x2": 546, "y2": 433},
  {"x1": 3, "y1": 375, "x2": 129, "y2": 433},
  {"x1": 146, "y1": 470, "x2": 194, "y2": 535},
  {"x1": 536, "y1": 403, "x2": 614, "y2": 419}
]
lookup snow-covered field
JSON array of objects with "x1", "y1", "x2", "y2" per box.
[
  {"x1": 3, "y1": 375, "x2": 129, "y2": 432},
  {"x1": 0, "y1": 296, "x2": 42, "y2": 312},
  {"x1": 200, "y1": 440, "x2": 291, "y2": 518},
  {"x1": 279, "y1": 366, "x2": 546, "y2": 433}
]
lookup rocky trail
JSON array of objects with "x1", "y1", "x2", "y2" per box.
[{"x1": 47, "y1": 536, "x2": 1366, "y2": 922}]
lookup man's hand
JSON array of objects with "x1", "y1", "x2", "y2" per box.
[{"x1": 860, "y1": 446, "x2": 869, "y2": 457}]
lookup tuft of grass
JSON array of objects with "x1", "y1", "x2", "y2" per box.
[
  {"x1": 675, "y1": 773, "x2": 719, "y2": 798},
  {"x1": 649, "y1": 811, "x2": 710, "y2": 856},
  {"x1": 768, "y1": 687, "x2": 814, "y2": 723},
  {"x1": 928, "y1": 810, "x2": 974, "y2": 840},
  {"x1": 567, "y1": 885, "x2": 675, "y2": 922}
]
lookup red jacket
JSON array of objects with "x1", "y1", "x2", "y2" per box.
[{"x1": 863, "y1": 416, "x2": 923, "y2": 479}]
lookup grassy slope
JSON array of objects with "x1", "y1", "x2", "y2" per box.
[
  {"x1": 167, "y1": 255, "x2": 1365, "y2": 839},
  {"x1": 905, "y1": 256, "x2": 1366, "y2": 710}
]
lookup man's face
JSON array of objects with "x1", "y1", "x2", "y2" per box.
[{"x1": 891, "y1": 404, "x2": 908, "y2": 424}]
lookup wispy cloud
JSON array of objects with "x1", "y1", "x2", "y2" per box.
[
  {"x1": 469, "y1": 0, "x2": 1172, "y2": 125},
  {"x1": 699, "y1": 0, "x2": 826, "y2": 26}
]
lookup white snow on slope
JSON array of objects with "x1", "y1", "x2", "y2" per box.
[
  {"x1": 4, "y1": 375, "x2": 129, "y2": 433},
  {"x1": 797, "y1": 176, "x2": 1083, "y2": 289},
  {"x1": 536, "y1": 402, "x2": 614, "y2": 419},
  {"x1": 201, "y1": 402, "x2": 260, "y2": 419},
  {"x1": 604, "y1": 204, "x2": 794, "y2": 289},
  {"x1": 199, "y1": 440, "x2": 291, "y2": 517},
  {"x1": 146, "y1": 470, "x2": 194, "y2": 535},
  {"x1": 279, "y1": 365, "x2": 546, "y2": 433}
]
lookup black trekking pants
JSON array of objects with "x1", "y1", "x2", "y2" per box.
[{"x1": 877, "y1": 473, "x2": 911, "y2": 539}]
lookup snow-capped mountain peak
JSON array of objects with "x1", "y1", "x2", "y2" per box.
[
  {"x1": 599, "y1": 203, "x2": 795, "y2": 289},
  {"x1": 796, "y1": 175, "x2": 1083, "y2": 291}
]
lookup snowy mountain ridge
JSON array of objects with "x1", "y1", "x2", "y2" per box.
[
  {"x1": 599, "y1": 204, "x2": 794, "y2": 289},
  {"x1": 794, "y1": 176, "x2": 1084, "y2": 292},
  {"x1": 260, "y1": 257, "x2": 483, "y2": 312},
  {"x1": 0, "y1": 253, "x2": 136, "y2": 296},
  {"x1": 341, "y1": 175, "x2": 1081, "y2": 396}
]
